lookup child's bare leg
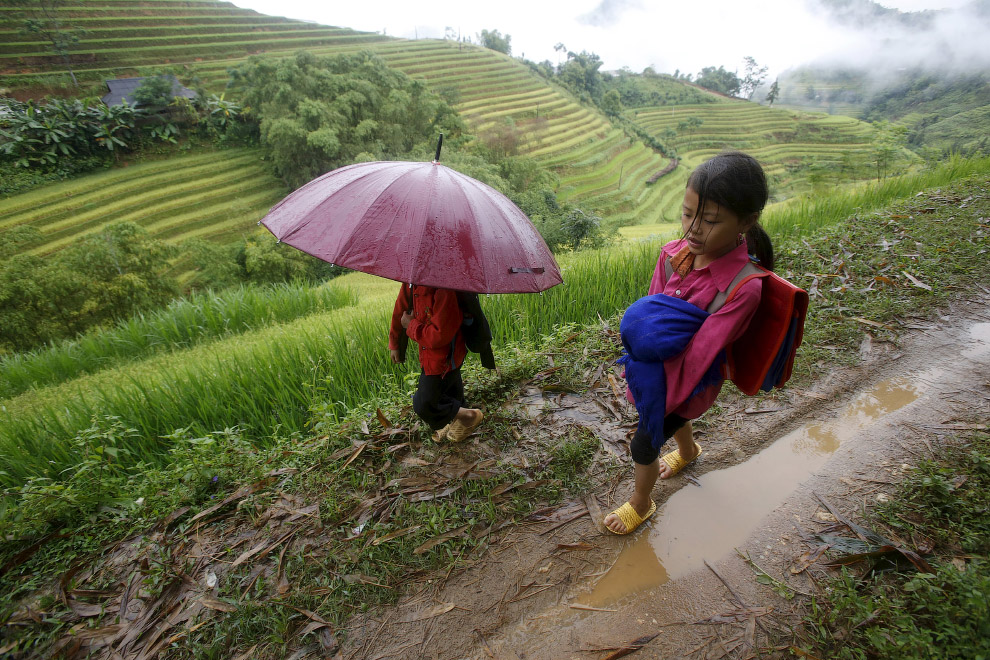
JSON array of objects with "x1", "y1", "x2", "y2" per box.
[
  {"x1": 659, "y1": 421, "x2": 696, "y2": 480},
  {"x1": 603, "y1": 458, "x2": 659, "y2": 534}
]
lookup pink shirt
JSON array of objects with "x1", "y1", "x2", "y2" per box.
[{"x1": 645, "y1": 238, "x2": 762, "y2": 419}]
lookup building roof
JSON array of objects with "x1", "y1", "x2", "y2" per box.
[{"x1": 101, "y1": 76, "x2": 197, "y2": 107}]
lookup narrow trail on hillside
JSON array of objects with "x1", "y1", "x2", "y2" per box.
[{"x1": 343, "y1": 293, "x2": 990, "y2": 660}]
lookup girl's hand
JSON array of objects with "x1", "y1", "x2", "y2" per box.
[
  {"x1": 390, "y1": 348, "x2": 403, "y2": 364},
  {"x1": 400, "y1": 310, "x2": 413, "y2": 329}
]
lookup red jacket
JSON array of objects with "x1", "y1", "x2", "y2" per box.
[{"x1": 388, "y1": 284, "x2": 467, "y2": 376}]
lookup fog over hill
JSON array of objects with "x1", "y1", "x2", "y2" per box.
[{"x1": 804, "y1": 0, "x2": 990, "y2": 76}]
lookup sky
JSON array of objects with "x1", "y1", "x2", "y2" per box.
[{"x1": 230, "y1": 0, "x2": 979, "y2": 79}]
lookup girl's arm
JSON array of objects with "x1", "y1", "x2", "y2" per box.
[
  {"x1": 664, "y1": 278, "x2": 762, "y2": 412},
  {"x1": 407, "y1": 288, "x2": 461, "y2": 349}
]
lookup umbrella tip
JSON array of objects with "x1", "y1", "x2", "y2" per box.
[{"x1": 433, "y1": 133, "x2": 443, "y2": 163}]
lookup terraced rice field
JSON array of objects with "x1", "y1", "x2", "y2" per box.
[
  {"x1": 0, "y1": 0, "x2": 389, "y2": 74},
  {"x1": 0, "y1": 148, "x2": 286, "y2": 251},
  {"x1": 365, "y1": 42, "x2": 673, "y2": 225},
  {"x1": 628, "y1": 101, "x2": 878, "y2": 220},
  {"x1": 1, "y1": 1, "x2": 883, "y2": 251}
]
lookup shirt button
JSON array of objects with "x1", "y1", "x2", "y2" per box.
[{"x1": 675, "y1": 289, "x2": 682, "y2": 296}]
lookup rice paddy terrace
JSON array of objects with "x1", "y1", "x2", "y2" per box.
[
  {"x1": 0, "y1": 0, "x2": 391, "y2": 73},
  {"x1": 0, "y1": 0, "x2": 882, "y2": 253},
  {"x1": 627, "y1": 102, "x2": 878, "y2": 221},
  {"x1": 0, "y1": 148, "x2": 286, "y2": 256}
]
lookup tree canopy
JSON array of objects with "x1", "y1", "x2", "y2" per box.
[
  {"x1": 694, "y1": 65, "x2": 742, "y2": 97},
  {"x1": 557, "y1": 51, "x2": 605, "y2": 105},
  {"x1": 740, "y1": 56, "x2": 769, "y2": 100},
  {"x1": 476, "y1": 29, "x2": 511, "y2": 55},
  {"x1": 0, "y1": 223, "x2": 178, "y2": 352},
  {"x1": 228, "y1": 50, "x2": 465, "y2": 188}
]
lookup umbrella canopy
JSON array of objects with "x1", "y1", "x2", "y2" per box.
[{"x1": 259, "y1": 160, "x2": 562, "y2": 294}]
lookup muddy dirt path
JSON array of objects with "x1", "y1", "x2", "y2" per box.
[{"x1": 342, "y1": 295, "x2": 990, "y2": 660}]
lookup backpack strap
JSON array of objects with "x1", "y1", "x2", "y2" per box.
[
  {"x1": 706, "y1": 261, "x2": 767, "y2": 314},
  {"x1": 664, "y1": 255, "x2": 767, "y2": 314}
]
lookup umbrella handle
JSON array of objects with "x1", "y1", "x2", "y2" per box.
[{"x1": 434, "y1": 134, "x2": 443, "y2": 162}]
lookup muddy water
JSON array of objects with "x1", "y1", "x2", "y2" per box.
[
  {"x1": 578, "y1": 375, "x2": 924, "y2": 607},
  {"x1": 962, "y1": 322, "x2": 990, "y2": 358}
]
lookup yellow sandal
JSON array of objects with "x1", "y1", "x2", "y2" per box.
[
  {"x1": 660, "y1": 442, "x2": 703, "y2": 477},
  {"x1": 446, "y1": 410, "x2": 484, "y2": 442},
  {"x1": 605, "y1": 500, "x2": 657, "y2": 535}
]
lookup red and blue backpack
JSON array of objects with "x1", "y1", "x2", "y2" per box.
[{"x1": 667, "y1": 259, "x2": 809, "y2": 395}]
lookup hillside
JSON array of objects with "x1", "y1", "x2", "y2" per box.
[
  {"x1": 757, "y1": 0, "x2": 990, "y2": 155},
  {"x1": 0, "y1": 0, "x2": 390, "y2": 87},
  {"x1": 625, "y1": 100, "x2": 878, "y2": 221},
  {"x1": 1, "y1": 164, "x2": 987, "y2": 659},
  {"x1": 1, "y1": 0, "x2": 885, "y2": 253}
]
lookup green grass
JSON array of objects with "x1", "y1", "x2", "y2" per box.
[
  {"x1": 626, "y1": 101, "x2": 884, "y2": 214},
  {"x1": 0, "y1": 146, "x2": 286, "y2": 254},
  {"x1": 0, "y1": 169, "x2": 987, "y2": 658},
  {"x1": 0, "y1": 241, "x2": 658, "y2": 489},
  {"x1": 763, "y1": 155, "x2": 990, "y2": 239},
  {"x1": 796, "y1": 431, "x2": 990, "y2": 659},
  {"x1": 0, "y1": 281, "x2": 357, "y2": 399}
]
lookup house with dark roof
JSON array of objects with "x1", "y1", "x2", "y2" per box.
[{"x1": 101, "y1": 76, "x2": 197, "y2": 107}]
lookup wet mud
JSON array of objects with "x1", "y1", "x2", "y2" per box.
[{"x1": 343, "y1": 302, "x2": 990, "y2": 660}]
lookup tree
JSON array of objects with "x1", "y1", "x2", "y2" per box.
[
  {"x1": 15, "y1": 0, "x2": 84, "y2": 86},
  {"x1": 676, "y1": 116, "x2": 703, "y2": 137},
  {"x1": 557, "y1": 51, "x2": 605, "y2": 104},
  {"x1": 694, "y1": 66, "x2": 741, "y2": 97},
  {"x1": 740, "y1": 56, "x2": 768, "y2": 100},
  {"x1": 870, "y1": 120, "x2": 908, "y2": 182},
  {"x1": 766, "y1": 79, "x2": 780, "y2": 106},
  {"x1": 132, "y1": 74, "x2": 176, "y2": 109},
  {"x1": 0, "y1": 223, "x2": 178, "y2": 352},
  {"x1": 228, "y1": 50, "x2": 464, "y2": 188},
  {"x1": 661, "y1": 127, "x2": 678, "y2": 154},
  {"x1": 601, "y1": 89, "x2": 622, "y2": 117},
  {"x1": 476, "y1": 29, "x2": 511, "y2": 55}
]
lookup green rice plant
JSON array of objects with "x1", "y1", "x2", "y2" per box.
[
  {"x1": 0, "y1": 282, "x2": 357, "y2": 399},
  {"x1": 764, "y1": 155, "x2": 990, "y2": 238},
  {"x1": 483, "y1": 240, "x2": 658, "y2": 343},
  {"x1": 0, "y1": 239, "x2": 659, "y2": 489}
]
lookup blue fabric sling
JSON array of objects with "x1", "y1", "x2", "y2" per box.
[{"x1": 618, "y1": 294, "x2": 725, "y2": 450}]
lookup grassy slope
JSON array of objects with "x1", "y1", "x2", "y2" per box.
[
  {"x1": 1, "y1": 0, "x2": 884, "y2": 255},
  {"x1": 3, "y1": 156, "x2": 988, "y2": 486},
  {"x1": 770, "y1": 66, "x2": 990, "y2": 158},
  {"x1": 1, "y1": 168, "x2": 987, "y2": 658},
  {"x1": 626, "y1": 101, "x2": 881, "y2": 221}
]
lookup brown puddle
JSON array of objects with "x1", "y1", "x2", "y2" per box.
[{"x1": 578, "y1": 376, "x2": 923, "y2": 607}]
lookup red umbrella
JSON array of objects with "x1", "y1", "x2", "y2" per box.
[{"x1": 259, "y1": 157, "x2": 562, "y2": 294}]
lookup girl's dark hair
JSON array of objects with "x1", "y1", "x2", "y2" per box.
[{"x1": 687, "y1": 151, "x2": 774, "y2": 271}]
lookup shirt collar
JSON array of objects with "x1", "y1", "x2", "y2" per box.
[{"x1": 666, "y1": 238, "x2": 752, "y2": 292}]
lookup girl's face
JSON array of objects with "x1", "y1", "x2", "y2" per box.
[{"x1": 680, "y1": 186, "x2": 755, "y2": 266}]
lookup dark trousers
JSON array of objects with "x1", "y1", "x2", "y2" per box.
[
  {"x1": 629, "y1": 414, "x2": 689, "y2": 465},
  {"x1": 412, "y1": 369, "x2": 465, "y2": 430}
]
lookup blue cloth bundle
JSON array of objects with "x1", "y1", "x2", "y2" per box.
[{"x1": 618, "y1": 294, "x2": 724, "y2": 450}]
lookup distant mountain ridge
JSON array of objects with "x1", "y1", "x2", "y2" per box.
[{"x1": 762, "y1": 0, "x2": 990, "y2": 155}]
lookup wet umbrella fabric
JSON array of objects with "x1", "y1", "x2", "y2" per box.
[{"x1": 259, "y1": 160, "x2": 562, "y2": 294}]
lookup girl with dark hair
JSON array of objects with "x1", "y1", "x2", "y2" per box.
[{"x1": 604, "y1": 151, "x2": 774, "y2": 534}]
